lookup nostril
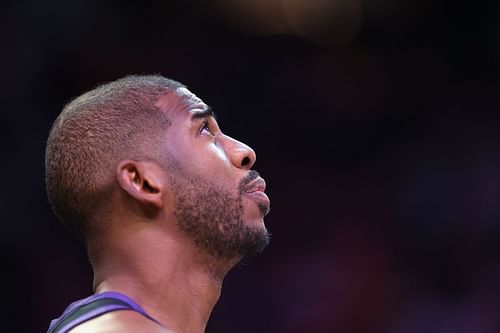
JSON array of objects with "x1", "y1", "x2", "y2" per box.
[{"x1": 241, "y1": 156, "x2": 251, "y2": 167}]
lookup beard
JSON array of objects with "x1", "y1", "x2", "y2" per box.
[{"x1": 167, "y1": 166, "x2": 270, "y2": 261}]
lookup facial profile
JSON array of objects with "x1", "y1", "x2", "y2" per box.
[
  {"x1": 157, "y1": 87, "x2": 271, "y2": 261},
  {"x1": 46, "y1": 75, "x2": 271, "y2": 260}
]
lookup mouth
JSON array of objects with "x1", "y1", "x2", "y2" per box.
[
  {"x1": 244, "y1": 177, "x2": 266, "y2": 193},
  {"x1": 242, "y1": 177, "x2": 271, "y2": 215}
]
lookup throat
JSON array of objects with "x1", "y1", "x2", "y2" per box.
[{"x1": 91, "y1": 248, "x2": 231, "y2": 333}]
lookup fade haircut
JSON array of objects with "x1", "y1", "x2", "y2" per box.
[{"x1": 45, "y1": 75, "x2": 184, "y2": 240}]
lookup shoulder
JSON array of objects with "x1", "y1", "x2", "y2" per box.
[{"x1": 68, "y1": 310, "x2": 173, "y2": 333}]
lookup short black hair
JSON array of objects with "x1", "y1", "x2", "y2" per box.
[{"x1": 45, "y1": 75, "x2": 184, "y2": 240}]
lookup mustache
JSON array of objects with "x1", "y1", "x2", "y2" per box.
[{"x1": 238, "y1": 170, "x2": 260, "y2": 192}]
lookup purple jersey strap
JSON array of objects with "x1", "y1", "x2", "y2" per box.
[{"x1": 47, "y1": 292, "x2": 161, "y2": 333}]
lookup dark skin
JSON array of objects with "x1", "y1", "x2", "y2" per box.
[{"x1": 71, "y1": 87, "x2": 269, "y2": 333}]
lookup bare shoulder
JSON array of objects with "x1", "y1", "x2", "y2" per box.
[{"x1": 68, "y1": 310, "x2": 174, "y2": 333}]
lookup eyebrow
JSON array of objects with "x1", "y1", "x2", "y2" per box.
[{"x1": 190, "y1": 106, "x2": 217, "y2": 121}]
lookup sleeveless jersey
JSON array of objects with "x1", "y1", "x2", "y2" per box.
[{"x1": 47, "y1": 291, "x2": 161, "y2": 333}]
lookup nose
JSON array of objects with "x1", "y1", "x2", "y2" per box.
[{"x1": 220, "y1": 134, "x2": 256, "y2": 170}]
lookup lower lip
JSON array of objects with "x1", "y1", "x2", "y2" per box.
[{"x1": 244, "y1": 191, "x2": 270, "y2": 207}]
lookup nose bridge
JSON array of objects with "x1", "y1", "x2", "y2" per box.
[{"x1": 221, "y1": 134, "x2": 256, "y2": 169}]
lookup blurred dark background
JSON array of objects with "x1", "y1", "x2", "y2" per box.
[{"x1": 3, "y1": 0, "x2": 500, "y2": 332}]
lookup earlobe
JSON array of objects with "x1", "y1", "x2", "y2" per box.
[{"x1": 116, "y1": 160, "x2": 165, "y2": 210}]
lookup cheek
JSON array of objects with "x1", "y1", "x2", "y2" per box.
[
  {"x1": 199, "y1": 143, "x2": 232, "y2": 179},
  {"x1": 165, "y1": 132, "x2": 235, "y2": 184},
  {"x1": 197, "y1": 143, "x2": 241, "y2": 190},
  {"x1": 181, "y1": 142, "x2": 232, "y2": 179},
  {"x1": 210, "y1": 143, "x2": 230, "y2": 165}
]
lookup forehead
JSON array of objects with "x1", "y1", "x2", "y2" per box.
[{"x1": 155, "y1": 87, "x2": 208, "y2": 119}]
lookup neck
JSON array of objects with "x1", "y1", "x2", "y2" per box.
[{"x1": 89, "y1": 223, "x2": 240, "y2": 333}]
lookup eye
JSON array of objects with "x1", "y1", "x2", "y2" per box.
[{"x1": 200, "y1": 121, "x2": 214, "y2": 136}]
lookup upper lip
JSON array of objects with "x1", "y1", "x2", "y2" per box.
[{"x1": 243, "y1": 177, "x2": 267, "y2": 193}]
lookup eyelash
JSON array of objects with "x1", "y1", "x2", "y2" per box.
[{"x1": 200, "y1": 121, "x2": 214, "y2": 136}]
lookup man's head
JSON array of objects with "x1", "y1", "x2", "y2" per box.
[{"x1": 45, "y1": 75, "x2": 270, "y2": 261}]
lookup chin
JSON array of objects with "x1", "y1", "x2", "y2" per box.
[
  {"x1": 242, "y1": 197, "x2": 270, "y2": 221},
  {"x1": 243, "y1": 213, "x2": 267, "y2": 229}
]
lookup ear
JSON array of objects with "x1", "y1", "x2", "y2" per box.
[{"x1": 116, "y1": 160, "x2": 165, "y2": 210}]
